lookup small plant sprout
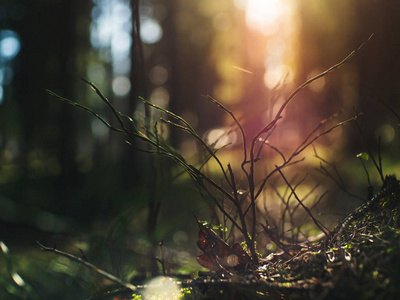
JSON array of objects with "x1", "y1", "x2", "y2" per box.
[{"x1": 47, "y1": 35, "x2": 373, "y2": 271}]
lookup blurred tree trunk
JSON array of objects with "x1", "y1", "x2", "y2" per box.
[
  {"x1": 129, "y1": 0, "x2": 160, "y2": 276},
  {"x1": 13, "y1": 0, "x2": 91, "y2": 203},
  {"x1": 55, "y1": 0, "x2": 80, "y2": 190},
  {"x1": 296, "y1": 1, "x2": 400, "y2": 155},
  {"x1": 352, "y1": 1, "x2": 400, "y2": 133},
  {"x1": 126, "y1": 0, "x2": 146, "y2": 187}
]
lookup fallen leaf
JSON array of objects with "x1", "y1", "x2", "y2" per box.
[{"x1": 196, "y1": 219, "x2": 250, "y2": 272}]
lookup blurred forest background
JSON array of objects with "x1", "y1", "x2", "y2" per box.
[{"x1": 0, "y1": 0, "x2": 400, "y2": 298}]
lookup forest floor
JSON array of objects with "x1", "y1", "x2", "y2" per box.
[
  {"x1": 178, "y1": 176, "x2": 400, "y2": 299},
  {"x1": 3, "y1": 176, "x2": 400, "y2": 300}
]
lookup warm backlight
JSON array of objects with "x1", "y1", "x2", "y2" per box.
[
  {"x1": 245, "y1": 0, "x2": 284, "y2": 35},
  {"x1": 242, "y1": 0, "x2": 297, "y2": 89}
]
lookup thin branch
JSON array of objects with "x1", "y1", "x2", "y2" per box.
[
  {"x1": 293, "y1": 115, "x2": 360, "y2": 157},
  {"x1": 82, "y1": 79, "x2": 128, "y2": 133},
  {"x1": 36, "y1": 241, "x2": 137, "y2": 291},
  {"x1": 286, "y1": 174, "x2": 309, "y2": 219},
  {"x1": 46, "y1": 89, "x2": 125, "y2": 134},
  {"x1": 377, "y1": 135, "x2": 383, "y2": 175},
  {"x1": 253, "y1": 114, "x2": 359, "y2": 203},
  {"x1": 47, "y1": 89, "x2": 159, "y2": 151},
  {"x1": 227, "y1": 163, "x2": 239, "y2": 204},
  {"x1": 253, "y1": 158, "x2": 306, "y2": 203},
  {"x1": 141, "y1": 97, "x2": 234, "y2": 190},
  {"x1": 260, "y1": 223, "x2": 291, "y2": 255},
  {"x1": 297, "y1": 189, "x2": 329, "y2": 229},
  {"x1": 357, "y1": 155, "x2": 371, "y2": 188},
  {"x1": 195, "y1": 178, "x2": 244, "y2": 234},
  {"x1": 254, "y1": 125, "x2": 278, "y2": 162},
  {"x1": 206, "y1": 95, "x2": 248, "y2": 165},
  {"x1": 253, "y1": 33, "x2": 374, "y2": 144},
  {"x1": 227, "y1": 164, "x2": 255, "y2": 259},
  {"x1": 242, "y1": 157, "x2": 305, "y2": 218},
  {"x1": 313, "y1": 146, "x2": 348, "y2": 190},
  {"x1": 258, "y1": 139, "x2": 286, "y2": 163},
  {"x1": 245, "y1": 34, "x2": 373, "y2": 243},
  {"x1": 316, "y1": 162, "x2": 365, "y2": 202},
  {"x1": 353, "y1": 107, "x2": 384, "y2": 182},
  {"x1": 276, "y1": 169, "x2": 330, "y2": 238},
  {"x1": 309, "y1": 189, "x2": 329, "y2": 212},
  {"x1": 376, "y1": 95, "x2": 400, "y2": 124}
]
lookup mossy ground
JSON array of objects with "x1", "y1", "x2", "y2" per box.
[{"x1": 183, "y1": 182, "x2": 400, "y2": 299}]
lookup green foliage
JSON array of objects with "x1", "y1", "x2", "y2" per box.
[
  {"x1": 131, "y1": 293, "x2": 142, "y2": 300},
  {"x1": 357, "y1": 152, "x2": 369, "y2": 160}
]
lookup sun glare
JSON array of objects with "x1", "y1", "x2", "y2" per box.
[
  {"x1": 240, "y1": 0, "x2": 297, "y2": 90},
  {"x1": 245, "y1": 0, "x2": 284, "y2": 35}
]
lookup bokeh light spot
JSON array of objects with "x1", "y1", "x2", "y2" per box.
[
  {"x1": 264, "y1": 63, "x2": 292, "y2": 89},
  {"x1": 0, "y1": 30, "x2": 20, "y2": 61},
  {"x1": 150, "y1": 87, "x2": 170, "y2": 108},
  {"x1": 376, "y1": 124, "x2": 395, "y2": 143},
  {"x1": 112, "y1": 76, "x2": 131, "y2": 96},
  {"x1": 205, "y1": 127, "x2": 237, "y2": 148},
  {"x1": 140, "y1": 18, "x2": 163, "y2": 44},
  {"x1": 150, "y1": 65, "x2": 169, "y2": 85},
  {"x1": 111, "y1": 31, "x2": 131, "y2": 58}
]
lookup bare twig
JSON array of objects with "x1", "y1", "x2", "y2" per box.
[
  {"x1": 260, "y1": 223, "x2": 291, "y2": 255},
  {"x1": 158, "y1": 240, "x2": 166, "y2": 276},
  {"x1": 245, "y1": 35, "x2": 373, "y2": 245},
  {"x1": 353, "y1": 107, "x2": 384, "y2": 182},
  {"x1": 253, "y1": 114, "x2": 358, "y2": 201},
  {"x1": 36, "y1": 241, "x2": 137, "y2": 291},
  {"x1": 45, "y1": 90, "x2": 125, "y2": 134},
  {"x1": 316, "y1": 162, "x2": 364, "y2": 202},
  {"x1": 141, "y1": 97, "x2": 234, "y2": 190},
  {"x1": 276, "y1": 169, "x2": 330, "y2": 238},
  {"x1": 258, "y1": 139, "x2": 286, "y2": 163},
  {"x1": 298, "y1": 190, "x2": 329, "y2": 231},
  {"x1": 292, "y1": 115, "x2": 360, "y2": 158},
  {"x1": 82, "y1": 79, "x2": 129, "y2": 133},
  {"x1": 227, "y1": 164, "x2": 253, "y2": 252},
  {"x1": 47, "y1": 34, "x2": 374, "y2": 272},
  {"x1": 376, "y1": 95, "x2": 400, "y2": 124},
  {"x1": 253, "y1": 158, "x2": 306, "y2": 202},
  {"x1": 206, "y1": 95, "x2": 248, "y2": 165},
  {"x1": 357, "y1": 154, "x2": 372, "y2": 188},
  {"x1": 253, "y1": 127, "x2": 277, "y2": 163}
]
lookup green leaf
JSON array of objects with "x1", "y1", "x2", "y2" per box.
[{"x1": 356, "y1": 152, "x2": 369, "y2": 160}]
